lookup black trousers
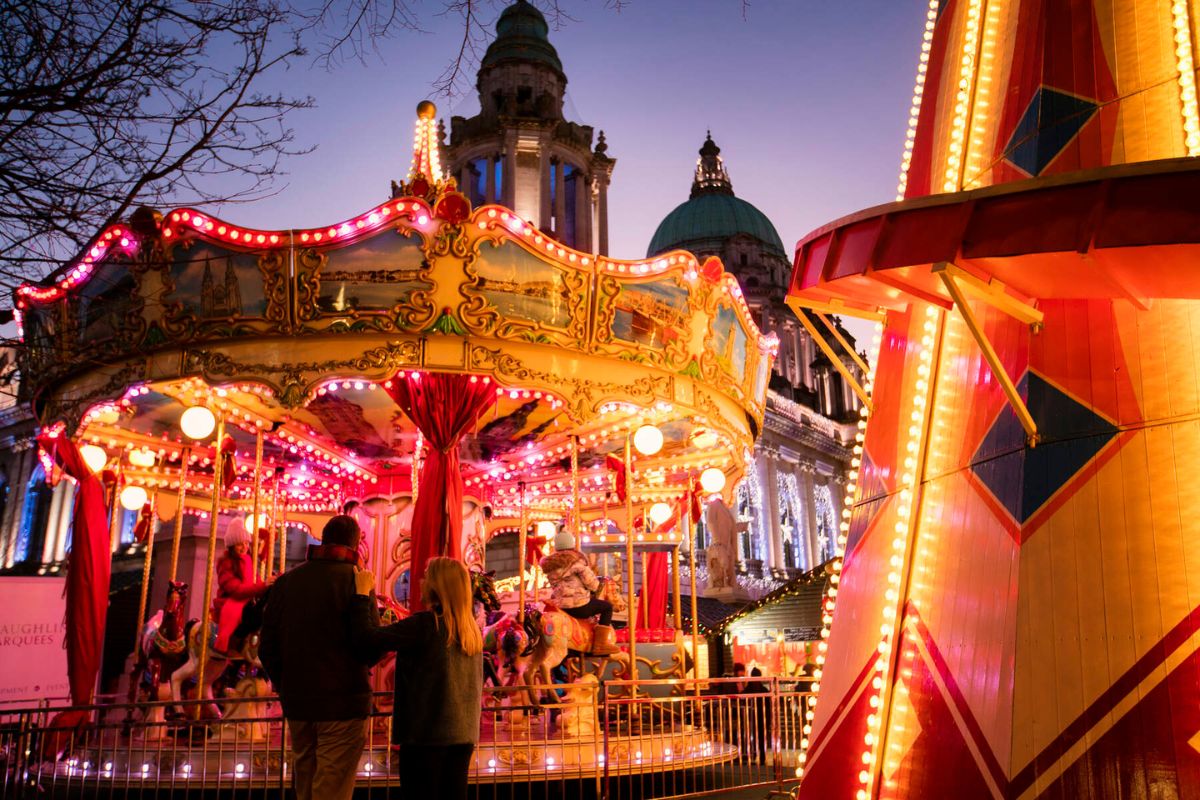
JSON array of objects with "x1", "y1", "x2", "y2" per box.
[
  {"x1": 564, "y1": 597, "x2": 613, "y2": 626},
  {"x1": 399, "y1": 743, "x2": 474, "y2": 800}
]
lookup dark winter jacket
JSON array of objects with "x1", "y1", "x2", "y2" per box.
[
  {"x1": 259, "y1": 544, "x2": 378, "y2": 721},
  {"x1": 348, "y1": 602, "x2": 482, "y2": 745}
]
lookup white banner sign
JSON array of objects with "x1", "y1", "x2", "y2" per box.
[{"x1": 0, "y1": 577, "x2": 69, "y2": 702}]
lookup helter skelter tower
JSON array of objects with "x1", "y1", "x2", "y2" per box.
[{"x1": 789, "y1": 1, "x2": 1200, "y2": 798}]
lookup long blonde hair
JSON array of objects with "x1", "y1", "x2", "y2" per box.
[{"x1": 421, "y1": 557, "x2": 483, "y2": 657}]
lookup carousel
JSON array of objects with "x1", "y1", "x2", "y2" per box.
[{"x1": 13, "y1": 103, "x2": 776, "y2": 787}]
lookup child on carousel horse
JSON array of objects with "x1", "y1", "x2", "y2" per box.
[
  {"x1": 539, "y1": 530, "x2": 619, "y2": 655},
  {"x1": 212, "y1": 520, "x2": 273, "y2": 655}
]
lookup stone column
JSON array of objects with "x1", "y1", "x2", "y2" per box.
[
  {"x1": 597, "y1": 174, "x2": 610, "y2": 256},
  {"x1": 762, "y1": 453, "x2": 784, "y2": 572},
  {"x1": 800, "y1": 464, "x2": 821, "y2": 566},
  {"x1": 485, "y1": 155, "x2": 497, "y2": 204},
  {"x1": 574, "y1": 168, "x2": 588, "y2": 251},
  {"x1": 459, "y1": 164, "x2": 472, "y2": 200},
  {"x1": 502, "y1": 134, "x2": 517, "y2": 209},
  {"x1": 539, "y1": 147, "x2": 552, "y2": 232},
  {"x1": 2, "y1": 447, "x2": 33, "y2": 567},
  {"x1": 554, "y1": 159, "x2": 566, "y2": 237}
]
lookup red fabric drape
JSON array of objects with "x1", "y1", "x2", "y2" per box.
[
  {"x1": 605, "y1": 454, "x2": 627, "y2": 502},
  {"x1": 384, "y1": 372, "x2": 495, "y2": 611},
  {"x1": 638, "y1": 551, "x2": 669, "y2": 629},
  {"x1": 37, "y1": 434, "x2": 111, "y2": 713}
]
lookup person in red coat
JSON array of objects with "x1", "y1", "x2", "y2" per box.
[{"x1": 212, "y1": 520, "x2": 271, "y2": 654}]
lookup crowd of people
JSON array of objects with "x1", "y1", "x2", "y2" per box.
[{"x1": 205, "y1": 513, "x2": 782, "y2": 799}]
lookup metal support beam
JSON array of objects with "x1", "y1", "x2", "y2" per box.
[
  {"x1": 936, "y1": 264, "x2": 1040, "y2": 446},
  {"x1": 785, "y1": 294, "x2": 885, "y2": 324},
  {"x1": 932, "y1": 261, "x2": 1043, "y2": 327},
  {"x1": 815, "y1": 312, "x2": 871, "y2": 377},
  {"x1": 793, "y1": 310, "x2": 873, "y2": 412}
]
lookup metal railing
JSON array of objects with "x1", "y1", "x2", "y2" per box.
[{"x1": 0, "y1": 677, "x2": 811, "y2": 799}]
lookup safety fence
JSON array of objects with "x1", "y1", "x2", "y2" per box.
[{"x1": 0, "y1": 677, "x2": 812, "y2": 799}]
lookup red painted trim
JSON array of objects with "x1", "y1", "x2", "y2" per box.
[
  {"x1": 807, "y1": 654, "x2": 876, "y2": 758},
  {"x1": 1009, "y1": 599, "x2": 1200, "y2": 794},
  {"x1": 962, "y1": 468, "x2": 1023, "y2": 544},
  {"x1": 905, "y1": 602, "x2": 1010, "y2": 793}
]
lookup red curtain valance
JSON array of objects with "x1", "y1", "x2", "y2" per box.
[{"x1": 384, "y1": 372, "x2": 496, "y2": 611}]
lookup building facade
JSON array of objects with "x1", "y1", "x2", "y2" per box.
[
  {"x1": 648, "y1": 135, "x2": 864, "y2": 581},
  {"x1": 442, "y1": 0, "x2": 615, "y2": 254}
]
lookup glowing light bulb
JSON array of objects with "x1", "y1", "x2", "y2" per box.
[
  {"x1": 119, "y1": 485, "x2": 148, "y2": 511},
  {"x1": 632, "y1": 424, "x2": 664, "y2": 456},
  {"x1": 180, "y1": 406, "x2": 216, "y2": 440},
  {"x1": 699, "y1": 467, "x2": 726, "y2": 494},
  {"x1": 80, "y1": 444, "x2": 108, "y2": 474},
  {"x1": 648, "y1": 502, "x2": 673, "y2": 525}
]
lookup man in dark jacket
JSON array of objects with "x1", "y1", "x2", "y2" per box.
[{"x1": 259, "y1": 515, "x2": 377, "y2": 800}]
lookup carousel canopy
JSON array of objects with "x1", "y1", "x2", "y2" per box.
[{"x1": 16, "y1": 159, "x2": 777, "y2": 541}]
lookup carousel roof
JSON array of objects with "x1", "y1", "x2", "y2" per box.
[
  {"x1": 16, "y1": 139, "x2": 777, "y2": 540},
  {"x1": 787, "y1": 157, "x2": 1200, "y2": 314}
]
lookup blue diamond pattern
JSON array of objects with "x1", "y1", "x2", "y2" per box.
[
  {"x1": 1004, "y1": 87, "x2": 1098, "y2": 176},
  {"x1": 971, "y1": 373, "x2": 1118, "y2": 523}
]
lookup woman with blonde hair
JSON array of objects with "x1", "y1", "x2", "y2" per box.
[{"x1": 350, "y1": 557, "x2": 482, "y2": 799}]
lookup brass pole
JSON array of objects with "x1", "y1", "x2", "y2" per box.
[
  {"x1": 194, "y1": 414, "x2": 226, "y2": 711},
  {"x1": 624, "y1": 438, "x2": 636, "y2": 677},
  {"x1": 672, "y1": 540, "x2": 682, "y2": 630},
  {"x1": 133, "y1": 491, "x2": 158, "y2": 652},
  {"x1": 108, "y1": 459, "x2": 123, "y2": 554},
  {"x1": 266, "y1": 471, "x2": 280, "y2": 576},
  {"x1": 687, "y1": 501, "x2": 700, "y2": 695},
  {"x1": 517, "y1": 482, "x2": 527, "y2": 623},
  {"x1": 169, "y1": 446, "x2": 191, "y2": 582},
  {"x1": 250, "y1": 429, "x2": 264, "y2": 579},
  {"x1": 278, "y1": 494, "x2": 289, "y2": 574},
  {"x1": 641, "y1": 532, "x2": 649, "y2": 629},
  {"x1": 571, "y1": 436, "x2": 580, "y2": 534}
]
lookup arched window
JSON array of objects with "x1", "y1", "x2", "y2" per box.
[
  {"x1": 14, "y1": 465, "x2": 52, "y2": 566},
  {"x1": 814, "y1": 483, "x2": 836, "y2": 563}
]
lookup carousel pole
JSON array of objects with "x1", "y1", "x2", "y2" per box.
[
  {"x1": 108, "y1": 457, "x2": 124, "y2": 553},
  {"x1": 687, "y1": 501, "x2": 700, "y2": 694},
  {"x1": 133, "y1": 491, "x2": 158, "y2": 650},
  {"x1": 169, "y1": 447, "x2": 191, "y2": 582},
  {"x1": 517, "y1": 481, "x2": 527, "y2": 623},
  {"x1": 571, "y1": 436, "x2": 580, "y2": 533},
  {"x1": 672, "y1": 540, "x2": 683, "y2": 630},
  {"x1": 278, "y1": 495, "x2": 289, "y2": 574},
  {"x1": 266, "y1": 470, "x2": 281, "y2": 577},
  {"x1": 624, "y1": 437, "x2": 636, "y2": 678},
  {"x1": 249, "y1": 429, "x2": 264, "y2": 578},
  {"x1": 194, "y1": 413, "x2": 226, "y2": 712}
]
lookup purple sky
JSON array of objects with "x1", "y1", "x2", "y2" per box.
[{"x1": 207, "y1": 1, "x2": 927, "y2": 349}]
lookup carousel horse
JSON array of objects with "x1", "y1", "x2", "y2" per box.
[
  {"x1": 127, "y1": 581, "x2": 192, "y2": 731},
  {"x1": 486, "y1": 591, "x2": 628, "y2": 707},
  {"x1": 170, "y1": 591, "x2": 270, "y2": 719},
  {"x1": 482, "y1": 609, "x2": 541, "y2": 712}
]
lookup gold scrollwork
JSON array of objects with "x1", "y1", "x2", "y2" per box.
[
  {"x1": 45, "y1": 361, "x2": 149, "y2": 433},
  {"x1": 590, "y1": 274, "x2": 692, "y2": 370},
  {"x1": 184, "y1": 340, "x2": 421, "y2": 408},
  {"x1": 460, "y1": 237, "x2": 589, "y2": 346},
  {"x1": 468, "y1": 345, "x2": 673, "y2": 421}
]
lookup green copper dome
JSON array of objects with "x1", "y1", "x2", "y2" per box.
[
  {"x1": 648, "y1": 133, "x2": 787, "y2": 259},
  {"x1": 481, "y1": 1, "x2": 564, "y2": 77},
  {"x1": 647, "y1": 194, "x2": 787, "y2": 259}
]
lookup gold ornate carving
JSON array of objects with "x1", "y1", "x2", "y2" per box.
[
  {"x1": 468, "y1": 345, "x2": 673, "y2": 420},
  {"x1": 460, "y1": 238, "x2": 590, "y2": 346},
  {"x1": 184, "y1": 340, "x2": 421, "y2": 408}
]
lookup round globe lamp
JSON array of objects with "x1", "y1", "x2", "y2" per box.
[
  {"x1": 648, "y1": 502, "x2": 673, "y2": 526},
  {"x1": 244, "y1": 513, "x2": 270, "y2": 533},
  {"x1": 633, "y1": 424, "x2": 664, "y2": 456},
  {"x1": 700, "y1": 467, "x2": 727, "y2": 494},
  {"x1": 536, "y1": 520, "x2": 557, "y2": 539},
  {"x1": 180, "y1": 406, "x2": 216, "y2": 440},
  {"x1": 80, "y1": 444, "x2": 108, "y2": 474},
  {"x1": 119, "y1": 485, "x2": 148, "y2": 511}
]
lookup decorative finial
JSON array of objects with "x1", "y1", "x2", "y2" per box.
[
  {"x1": 692, "y1": 131, "x2": 732, "y2": 198},
  {"x1": 595, "y1": 130, "x2": 608, "y2": 155},
  {"x1": 409, "y1": 100, "x2": 443, "y2": 183}
]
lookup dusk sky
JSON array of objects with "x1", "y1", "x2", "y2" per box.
[{"x1": 221, "y1": 0, "x2": 927, "y2": 268}]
